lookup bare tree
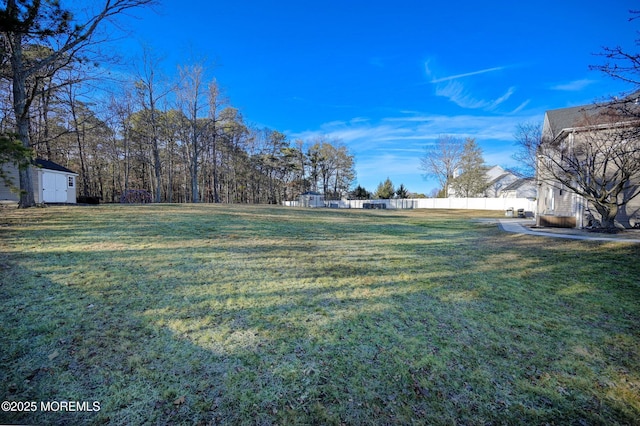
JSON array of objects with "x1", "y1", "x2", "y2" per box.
[
  {"x1": 538, "y1": 106, "x2": 640, "y2": 230},
  {"x1": 420, "y1": 135, "x2": 464, "y2": 197},
  {"x1": 206, "y1": 80, "x2": 223, "y2": 203},
  {"x1": 331, "y1": 144, "x2": 355, "y2": 199},
  {"x1": 590, "y1": 11, "x2": 640, "y2": 92},
  {"x1": 540, "y1": 10, "x2": 640, "y2": 229},
  {"x1": 106, "y1": 88, "x2": 135, "y2": 198},
  {"x1": 176, "y1": 63, "x2": 210, "y2": 203},
  {"x1": 0, "y1": 0, "x2": 155, "y2": 207},
  {"x1": 133, "y1": 47, "x2": 176, "y2": 203},
  {"x1": 590, "y1": 10, "x2": 640, "y2": 123},
  {"x1": 512, "y1": 122, "x2": 542, "y2": 177}
]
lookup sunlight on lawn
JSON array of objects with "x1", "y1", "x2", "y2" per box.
[
  {"x1": 557, "y1": 283, "x2": 594, "y2": 295},
  {"x1": 1, "y1": 204, "x2": 638, "y2": 425}
]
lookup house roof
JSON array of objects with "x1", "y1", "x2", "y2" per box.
[
  {"x1": 545, "y1": 96, "x2": 640, "y2": 141},
  {"x1": 545, "y1": 105, "x2": 591, "y2": 140},
  {"x1": 488, "y1": 172, "x2": 514, "y2": 186},
  {"x1": 35, "y1": 159, "x2": 77, "y2": 174},
  {"x1": 502, "y1": 177, "x2": 534, "y2": 192},
  {"x1": 485, "y1": 165, "x2": 507, "y2": 180}
]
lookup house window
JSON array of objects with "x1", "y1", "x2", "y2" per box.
[{"x1": 68, "y1": 176, "x2": 74, "y2": 188}]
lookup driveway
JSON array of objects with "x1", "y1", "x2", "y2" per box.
[{"x1": 498, "y1": 219, "x2": 640, "y2": 243}]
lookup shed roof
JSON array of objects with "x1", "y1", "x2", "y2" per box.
[{"x1": 35, "y1": 159, "x2": 77, "y2": 174}]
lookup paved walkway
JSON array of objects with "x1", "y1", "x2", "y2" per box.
[{"x1": 498, "y1": 219, "x2": 640, "y2": 243}]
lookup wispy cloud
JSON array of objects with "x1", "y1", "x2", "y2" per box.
[
  {"x1": 430, "y1": 66, "x2": 505, "y2": 83},
  {"x1": 435, "y1": 81, "x2": 490, "y2": 109},
  {"x1": 510, "y1": 100, "x2": 531, "y2": 114},
  {"x1": 434, "y1": 82, "x2": 516, "y2": 111},
  {"x1": 291, "y1": 111, "x2": 540, "y2": 150},
  {"x1": 490, "y1": 86, "x2": 516, "y2": 109},
  {"x1": 426, "y1": 62, "x2": 520, "y2": 112},
  {"x1": 550, "y1": 78, "x2": 596, "y2": 91},
  {"x1": 289, "y1": 110, "x2": 542, "y2": 192}
]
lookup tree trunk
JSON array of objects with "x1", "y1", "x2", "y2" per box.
[
  {"x1": 153, "y1": 139, "x2": 162, "y2": 202},
  {"x1": 594, "y1": 201, "x2": 619, "y2": 230},
  {"x1": 191, "y1": 149, "x2": 199, "y2": 203},
  {"x1": 167, "y1": 140, "x2": 174, "y2": 203},
  {"x1": 11, "y1": 31, "x2": 36, "y2": 207},
  {"x1": 212, "y1": 137, "x2": 220, "y2": 203}
]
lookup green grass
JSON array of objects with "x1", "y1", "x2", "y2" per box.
[{"x1": 1, "y1": 204, "x2": 638, "y2": 425}]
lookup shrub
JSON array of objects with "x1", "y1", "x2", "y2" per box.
[
  {"x1": 77, "y1": 195, "x2": 100, "y2": 204},
  {"x1": 120, "y1": 189, "x2": 152, "y2": 204}
]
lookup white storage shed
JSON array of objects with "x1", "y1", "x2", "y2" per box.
[
  {"x1": 0, "y1": 159, "x2": 78, "y2": 204},
  {"x1": 299, "y1": 191, "x2": 325, "y2": 208}
]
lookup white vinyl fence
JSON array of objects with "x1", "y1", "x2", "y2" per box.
[{"x1": 284, "y1": 197, "x2": 537, "y2": 213}]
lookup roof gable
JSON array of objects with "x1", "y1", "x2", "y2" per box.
[
  {"x1": 544, "y1": 97, "x2": 640, "y2": 141},
  {"x1": 544, "y1": 104, "x2": 613, "y2": 140},
  {"x1": 485, "y1": 165, "x2": 507, "y2": 180},
  {"x1": 35, "y1": 159, "x2": 77, "y2": 174},
  {"x1": 502, "y1": 177, "x2": 534, "y2": 191}
]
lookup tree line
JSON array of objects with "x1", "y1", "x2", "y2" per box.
[{"x1": 0, "y1": 0, "x2": 355, "y2": 206}]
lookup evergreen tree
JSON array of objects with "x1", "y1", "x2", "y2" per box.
[
  {"x1": 0, "y1": 133, "x2": 32, "y2": 190},
  {"x1": 450, "y1": 138, "x2": 489, "y2": 197},
  {"x1": 395, "y1": 183, "x2": 409, "y2": 199},
  {"x1": 374, "y1": 177, "x2": 395, "y2": 199},
  {"x1": 350, "y1": 185, "x2": 371, "y2": 200}
]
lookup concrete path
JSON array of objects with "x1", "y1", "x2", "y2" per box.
[{"x1": 498, "y1": 219, "x2": 640, "y2": 243}]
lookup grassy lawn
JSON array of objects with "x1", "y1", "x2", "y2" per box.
[{"x1": 1, "y1": 204, "x2": 638, "y2": 425}]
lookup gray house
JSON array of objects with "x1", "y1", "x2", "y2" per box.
[
  {"x1": 536, "y1": 102, "x2": 640, "y2": 228},
  {"x1": 0, "y1": 159, "x2": 78, "y2": 204}
]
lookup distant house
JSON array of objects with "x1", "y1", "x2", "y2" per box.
[
  {"x1": 448, "y1": 165, "x2": 535, "y2": 199},
  {"x1": 298, "y1": 191, "x2": 324, "y2": 208},
  {"x1": 0, "y1": 159, "x2": 78, "y2": 204},
  {"x1": 482, "y1": 165, "x2": 520, "y2": 197},
  {"x1": 500, "y1": 177, "x2": 537, "y2": 199}
]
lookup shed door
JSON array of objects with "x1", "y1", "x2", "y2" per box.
[{"x1": 42, "y1": 172, "x2": 67, "y2": 202}]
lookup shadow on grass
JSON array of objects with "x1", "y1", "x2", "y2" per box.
[{"x1": 1, "y1": 206, "x2": 639, "y2": 424}]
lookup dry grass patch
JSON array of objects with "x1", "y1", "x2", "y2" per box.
[{"x1": 0, "y1": 204, "x2": 638, "y2": 425}]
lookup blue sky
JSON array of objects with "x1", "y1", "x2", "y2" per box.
[{"x1": 113, "y1": 0, "x2": 638, "y2": 195}]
